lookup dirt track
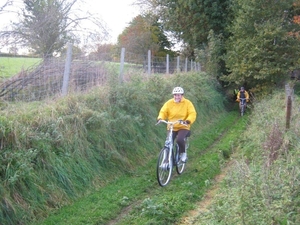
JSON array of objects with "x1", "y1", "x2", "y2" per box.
[{"x1": 178, "y1": 159, "x2": 234, "y2": 224}]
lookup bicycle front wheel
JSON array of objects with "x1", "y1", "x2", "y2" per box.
[
  {"x1": 157, "y1": 147, "x2": 173, "y2": 187},
  {"x1": 241, "y1": 105, "x2": 245, "y2": 116}
]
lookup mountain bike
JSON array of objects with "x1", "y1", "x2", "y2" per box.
[
  {"x1": 155, "y1": 120, "x2": 190, "y2": 187},
  {"x1": 239, "y1": 98, "x2": 247, "y2": 116}
]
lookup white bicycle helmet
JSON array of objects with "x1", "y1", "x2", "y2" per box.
[{"x1": 172, "y1": 87, "x2": 184, "y2": 94}]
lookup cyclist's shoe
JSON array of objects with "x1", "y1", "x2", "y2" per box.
[{"x1": 180, "y1": 153, "x2": 187, "y2": 163}]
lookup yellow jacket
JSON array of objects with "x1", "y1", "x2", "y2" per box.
[
  {"x1": 157, "y1": 97, "x2": 197, "y2": 131},
  {"x1": 236, "y1": 91, "x2": 249, "y2": 102}
]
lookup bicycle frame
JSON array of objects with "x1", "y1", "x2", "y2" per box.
[
  {"x1": 164, "y1": 121, "x2": 176, "y2": 164},
  {"x1": 158, "y1": 120, "x2": 180, "y2": 164},
  {"x1": 239, "y1": 98, "x2": 247, "y2": 116},
  {"x1": 156, "y1": 120, "x2": 188, "y2": 186}
]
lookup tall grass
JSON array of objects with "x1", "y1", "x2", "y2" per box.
[
  {"x1": 197, "y1": 90, "x2": 300, "y2": 224},
  {"x1": 0, "y1": 71, "x2": 225, "y2": 224}
]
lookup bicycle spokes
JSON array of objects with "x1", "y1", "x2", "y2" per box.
[{"x1": 157, "y1": 148, "x2": 173, "y2": 186}]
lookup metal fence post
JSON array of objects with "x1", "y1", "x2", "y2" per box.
[
  {"x1": 166, "y1": 54, "x2": 169, "y2": 74},
  {"x1": 177, "y1": 56, "x2": 180, "y2": 72},
  {"x1": 148, "y1": 50, "x2": 151, "y2": 75},
  {"x1": 62, "y1": 42, "x2": 73, "y2": 96},
  {"x1": 120, "y1": 48, "x2": 125, "y2": 83}
]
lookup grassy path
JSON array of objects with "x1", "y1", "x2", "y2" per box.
[
  {"x1": 33, "y1": 111, "x2": 249, "y2": 225},
  {"x1": 176, "y1": 111, "x2": 249, "y2": 224}
]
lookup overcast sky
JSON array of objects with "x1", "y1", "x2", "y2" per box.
[
  {"x1": 0, "y1": 0, "x2": 140, "y2": 44},
  {"x1": 86, "y1": 0, "x2": 140, "y2": 43}
]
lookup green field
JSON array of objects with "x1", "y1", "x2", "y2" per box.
[{"x1": 0, "y1": 57, "x2": 41, "y2": 78}]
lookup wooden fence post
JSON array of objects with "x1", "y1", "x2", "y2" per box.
[
  {"x1": 285, "y1": 84, "x2": 293, "y2": 130},
  {"x1": 286, "y1": 96, "x2": 292, "y2": 130}
]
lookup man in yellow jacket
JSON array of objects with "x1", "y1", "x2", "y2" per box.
[
  {"x1": 236, "y1": 87, "x2": 250, "y2": 110},
  {"x1": 157, "y1": 87, "x2": 197, "y2": 162}
]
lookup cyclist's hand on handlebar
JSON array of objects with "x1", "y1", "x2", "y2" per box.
[{"x1": 179, "y1": 120, "x2": 190, "y2": 125}]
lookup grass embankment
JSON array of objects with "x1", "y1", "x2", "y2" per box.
[{"x1": 0, "y1": 71, "x2": 229, "y2": 224}]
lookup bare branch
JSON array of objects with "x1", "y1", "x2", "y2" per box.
[
  {"x1": 0, "y1": 0, "x2": 13, "y2": 14},
  {"x1": 0, "y1": 0, "x2": 109, "y2": 56}
]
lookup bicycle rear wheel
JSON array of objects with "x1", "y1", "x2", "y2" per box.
[
  {"x1": 175, "y1": 144, "x2": 186, "y2": 174},
  {"x1": 157, "y1": 147, "x2": 173, "y2": 187}
]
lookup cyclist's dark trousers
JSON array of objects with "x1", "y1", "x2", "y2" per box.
[{"x1": 171, "y1": 129, "x2": 190, "y2": 154}]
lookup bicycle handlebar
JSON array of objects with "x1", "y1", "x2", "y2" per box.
[{"x1": 155, "y1": 119, "x2": 187, "y2": 126}]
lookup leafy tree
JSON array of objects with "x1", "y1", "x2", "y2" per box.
[
  {"x1": 141, "y1": 0, "x2": 232, "y2": 49},
  {"x1": 117, "y1": 14, "x2": 175, "y2": 57},
  {"x1": 136, "y1": 0, "x2": 231, "y2": 77},
  {"x1": 22, "y1": 0, "x2": 73, "y2": 57},
  {"x1": 292, "y1": 1, "x2": 300, "y2": 38},
  {"x1": 0, "y1": 0, "x2": 108, "y2": 57},
  {"x1": 88, "y1": 43, "x2": 118, "y2": 61},
  {"x1": 196, "y1": 30, "x2": 224, "y2": 79},
  {"x1": 223, "y1": 0, "x2": 300, "y2": 90}
]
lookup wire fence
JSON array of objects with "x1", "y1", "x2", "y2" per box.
[{"x1": 0, "y1": 44, "x2": 202, "y2": 102}]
